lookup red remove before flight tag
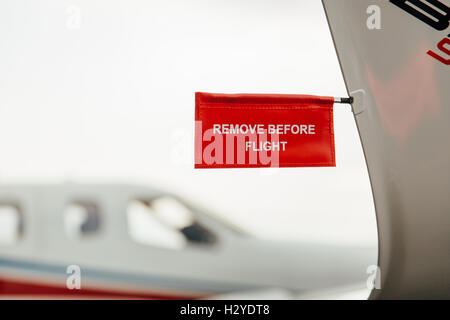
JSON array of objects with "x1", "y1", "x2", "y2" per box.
[{"x1": 195, "y1": 92, "x2": 335, "y2": 168}]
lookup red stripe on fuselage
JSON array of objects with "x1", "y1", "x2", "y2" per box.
[{"x1": 0, "y1": 277, "x2": 203, "y2": 299}]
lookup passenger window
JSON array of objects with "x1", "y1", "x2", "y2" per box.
[
  {"x1": 64, "y1": 202, "x2": 100, "y2": 239},
  {"x1": 127, "y1": 197, "x2": 216, "y2": 249},
  {"x1": 0, "y1": 203, "x2": 23, "y2": 245}
]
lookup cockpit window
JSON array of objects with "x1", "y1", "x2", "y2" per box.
[
  {"x1": 0, "y1": 203, "x2": 23, "y2": 245},
  {"x1": 127, "y1": 196, "x2": 216, "y2": 249},
  {"x1": 64, "y1": 202, "x2": 100, "y2": 239}
]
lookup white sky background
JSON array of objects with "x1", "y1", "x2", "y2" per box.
[{"x1": 0, "y1": 0, "x2": 377, "y2": 247}]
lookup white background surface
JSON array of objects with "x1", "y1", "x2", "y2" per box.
[{"x1": 0, "y1": 0, "x2": 377, "y2": 247}]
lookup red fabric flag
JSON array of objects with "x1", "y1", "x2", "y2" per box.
[{"x1": 195, "y1": 92, "x2": 335, "y2": 168}]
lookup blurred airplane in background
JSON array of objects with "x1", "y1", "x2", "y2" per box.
[{"x1": 0, "y1": 184, "x2": 374, "y2": 299}]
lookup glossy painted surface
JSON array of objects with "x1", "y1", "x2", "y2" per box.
[{"x1": 323, "y1": 0, "x2": 450, "y2": 299}]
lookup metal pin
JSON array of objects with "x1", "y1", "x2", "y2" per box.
[{"x1": 334, "y1": 97, "x2": 354, "y2": 104}]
